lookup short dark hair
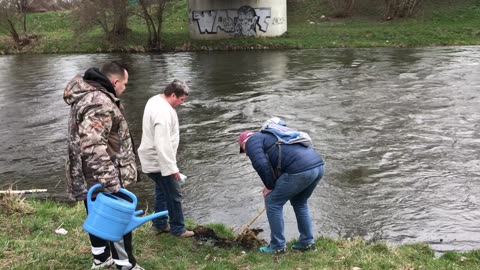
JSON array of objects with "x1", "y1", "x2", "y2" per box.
[
  {"x1": 100, "y1": 61, "x2": 127, "y2": 79},
  {"x1": 164, "y1": 79, "x2": 190, "y2": 97}
]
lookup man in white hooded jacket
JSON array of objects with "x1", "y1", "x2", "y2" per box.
[{"x1": 138, "y1": 79, "x2": 194, "y2": 238}]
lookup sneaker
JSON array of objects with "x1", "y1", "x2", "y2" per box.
[
  {"x1": 151, "y1": 224, "x2": 170, "y2": 234},
  {"x1": 291, "y1": 243, "x2": 317, "y2": 251},
  {"x1": 117, "y1": 264, "x2": 145, "y2": 270},
  {"x1": 91, "y1": 256, "x2": 114, "y2": 269},
  {"x1": 259, "y1": 246, "x2": 286, "y2": 254},
  {"x1": 178, "y1": 230, "x2": 195, "y2": 238}
]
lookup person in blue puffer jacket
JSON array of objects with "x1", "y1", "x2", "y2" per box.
[{"x1": 238, "y1": 120, "x2": 325, "y2": 254}]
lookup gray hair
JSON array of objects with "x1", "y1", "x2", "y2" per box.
[{"x1": 164, "y1": 79, "x2": 190, "y2": 97}]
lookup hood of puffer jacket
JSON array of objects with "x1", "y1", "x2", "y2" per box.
[{"x1": 63, "y1": 74, "x2": 117, "y2": 106}]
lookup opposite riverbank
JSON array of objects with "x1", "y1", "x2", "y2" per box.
[
  {"x1": 1, "y1": 193, "x2": 480, "y2": 269},
  {"x1": 0, "y1": 0, "x2": 479, "y2": 54}
]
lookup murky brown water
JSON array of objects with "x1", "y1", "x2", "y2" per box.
[{"x1": 1, "y1": 47, "x2": 480, "y2": 252}]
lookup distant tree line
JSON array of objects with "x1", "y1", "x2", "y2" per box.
[{"x1": 0, "y1": 0, "x2": 432, "y2": 49}]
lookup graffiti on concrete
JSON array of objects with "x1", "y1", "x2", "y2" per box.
[
  {"x1": 271, "y1": 17, "x2": 286, "y2": 25},
  {"x1": 192, "y1": 5, "x2": 272, "y2": 37}
]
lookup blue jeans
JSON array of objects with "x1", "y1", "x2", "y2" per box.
[
  {"x1": 264, "y1": 165, "x2": 324, "y2": 249},
  {"x1": 147, "y1": 172, "x2": 186, "y2": 236}
]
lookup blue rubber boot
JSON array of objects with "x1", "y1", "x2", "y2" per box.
[
  {"x1": 259, "y1": 246, "x2": 286, "y2": 254},
  {"x1": 291, "y1": 243, "x2": 317, "y2": 251}
]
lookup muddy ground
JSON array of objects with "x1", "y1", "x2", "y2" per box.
[{"x1": 192, "y1": 226, "x2": 267, "y2": 250}]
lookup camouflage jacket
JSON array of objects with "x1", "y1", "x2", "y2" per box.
[{"x1": 64, "y1": 75, "x2": 137, "y2": 201}]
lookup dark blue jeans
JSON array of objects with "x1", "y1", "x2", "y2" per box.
[
  {"x1": 264, "y1": 165, "x2": 324, "y2": 249},
  {"x1": 147, "y1": 172, "x2": 186, "y2": 236}
]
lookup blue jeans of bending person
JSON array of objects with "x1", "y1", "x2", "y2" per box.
[
  {"x1": 264, "y1": 165, "x2": 324, "y2": 250},
  {"x1": 147, "y1": 172, "x2": 187, "y2": 236}
]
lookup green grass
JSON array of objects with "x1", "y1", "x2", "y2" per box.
[
  {"x1": 0, "y1": 0, "x2": 479, "y2": 53},
  {"x1": 1, "y1": 198, "x2": 480, "y2": 269}
]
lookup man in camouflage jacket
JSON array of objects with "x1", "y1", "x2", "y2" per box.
[{"x1": 64, "y1": 61, "x2": 142, "y2": 270}]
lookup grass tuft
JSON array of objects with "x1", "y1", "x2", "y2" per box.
[{"x1": 0, "y1": 189, "x2": 35, "y2": 216}]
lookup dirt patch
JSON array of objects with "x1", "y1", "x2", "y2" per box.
[
  {"x1": 193, "y1": 226, "x2": 267, "y2": 250},
  {"x1": 234, "y1": 227, "x2": 268, "y2": 250}
]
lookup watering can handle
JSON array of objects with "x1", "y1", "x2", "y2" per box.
[
  {"x1": 87, "y1": 183, "x2": 137, "y2": 206},
  {"x1": 118, "y1": 187, "x2": 138, "y2": 206},
  {"x1": 86, "y1": 183, "x2": 103, "y2": 210}
]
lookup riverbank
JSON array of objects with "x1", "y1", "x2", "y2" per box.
[
  {"x1": 1, "y1": 193, "x2": 479, "y2": 269},
  {"x1": 0, "y1": 0, "x2": 479, "y2": 54}
]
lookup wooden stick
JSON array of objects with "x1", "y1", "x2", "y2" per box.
[
  {"x1": 0, "y1": 189, "x2": 48, "y2": 194},
  {"x1": 239, "y1": 207, "x2": 266, "y2": 235}
]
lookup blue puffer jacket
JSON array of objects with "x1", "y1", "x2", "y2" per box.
[{"x1": 245, "y1": 132, "x2": 324, "y2": 190}]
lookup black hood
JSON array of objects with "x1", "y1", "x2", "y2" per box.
[{"x1": 83, "y1": 67, "x2": 116, "y2": 97}]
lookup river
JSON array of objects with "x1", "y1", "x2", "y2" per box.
[{"x1": 1, "y1": 47, "x2": 479, "y2": 253}]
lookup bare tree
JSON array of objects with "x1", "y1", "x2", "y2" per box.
[
  {"x1": 0, "y1": 0, "x2": 32, "y2": 45},
  {"x1": 135, "y1": 0, "x2": 169, "y2": 50},
  {"x1": 113, "y1": 0, "x2": 129, "y2": 35},
  {"x1": 71, "y1": 0, "x2": 129, "y2": 41},
  {"x1": 384, "y1": 0, "x2": 424, "y2": 19},
  {"x1": 328, "y1": 0, "x2": 355, "y2": 18}
]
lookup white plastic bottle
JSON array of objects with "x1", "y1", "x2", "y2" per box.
[{"x1": 179, "y1": 173, "x2": 188, "y2": 184}]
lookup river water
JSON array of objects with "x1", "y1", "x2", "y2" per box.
[{"x1": 1, "y1": 47, "x2": 480, "y2": 253}]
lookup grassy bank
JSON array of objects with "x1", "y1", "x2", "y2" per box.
[
  {"x1": 1, "y1": 194, "x2": 480, "y2": 269},
  {"x1": 0, "y1": 0, "x2": 479, "y2": 54}
]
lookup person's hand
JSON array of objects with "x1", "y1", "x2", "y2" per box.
[
  {"x1": 171, "y1": 172, "x2": 181, "y2": 181},
  {"x1": 263, "y1": 187, "x2": 272, "y2": 197}
]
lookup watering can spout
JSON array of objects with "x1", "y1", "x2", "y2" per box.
[{"x1": 125, "y1": 210, "x2": 169, "y2": 234}]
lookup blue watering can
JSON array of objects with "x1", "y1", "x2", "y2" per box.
[{"x1": 83, "y1": 183, "x2": 168, "y2": 242}]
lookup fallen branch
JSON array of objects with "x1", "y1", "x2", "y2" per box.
[{"x1": 0, "y1": 189, "x2": 47, "y2": 194}]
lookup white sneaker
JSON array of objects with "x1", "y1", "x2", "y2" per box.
[
  {"x1": 91, "y1": 256, "x2": 114, "y2": 269},
  {"x1": 117, "y1": 264, "x2": 145, "y2": 270}
]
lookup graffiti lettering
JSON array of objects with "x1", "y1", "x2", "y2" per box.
[
  {"x1": 192, "y1": 10, "x2": 217, "y2": 33},
  {"x1": 192, "y1": 6, "x2": 271, "y2": 37},
  {"x1": 271, "y1": 17, "x2": 285, "y2": 25},
  {"x1": 255, "y1": 9, "x2": 272, "y2": 32}
]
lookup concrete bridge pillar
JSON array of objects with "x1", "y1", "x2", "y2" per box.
[{"x1": 188, "y1": 0, "x2": 287, "y2": 40}]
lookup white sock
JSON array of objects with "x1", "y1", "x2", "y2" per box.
[
  {"x1": 114, "y1": 259, "x2": 132, "y2": 267},
  {"x1": 91, "y1": 246, "x2": 107, "y2": 256}
]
